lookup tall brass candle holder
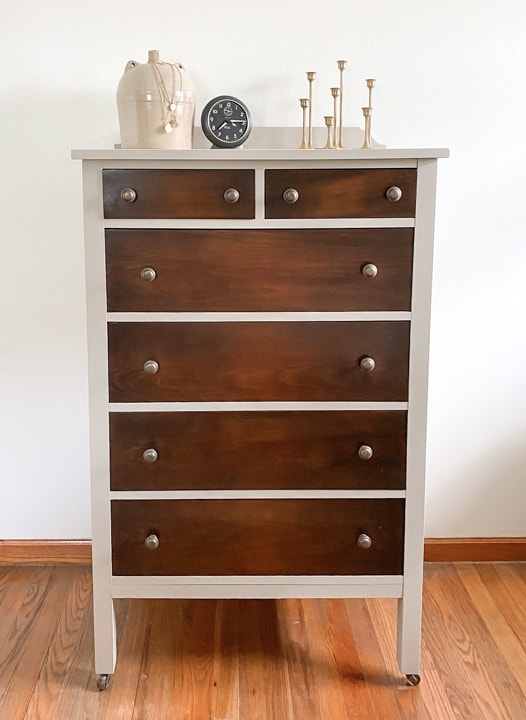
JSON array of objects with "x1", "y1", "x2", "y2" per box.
[
  {"x1": 324, "y1": 116, "x2": 336, "y2": 149},
  {"x1": 361, "y1": 107, "x2": 373, "y2": 149},
  {"x1": 299, "y1": 98, "x2": 309, "y2": 149},
  {"x1": 330, "y1": 87, "x2": 340, "y2": 149},
  {"x1": 306, "y1": 71, "x2": 316, "y2": 148},
  {"x1": 361, "y1": 79, "x2": 377, "y2": 150},
  {"x1": 366, "y1": 78, "x2": 376, "y2": 107},
  {"x1": 337, "y1": 60, "x2": 347, "y2": 148}
]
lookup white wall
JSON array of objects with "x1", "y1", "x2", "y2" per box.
[{"x1": 1, "y1": 0, "x2": 525, "y2": 539}]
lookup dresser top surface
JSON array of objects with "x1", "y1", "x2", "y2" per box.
[{"x1": 72, "y1": 148, "x2": 449, "y2": 161}]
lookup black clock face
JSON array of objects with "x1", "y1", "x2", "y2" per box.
[{"x1": 201, "y1": 96, "x2": 252, "y2": 148}]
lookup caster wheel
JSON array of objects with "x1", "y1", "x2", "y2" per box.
[
  {"x1": 406, "y1": 673, "x2": 421, "y2": 686},
  {"x1": 97, "y1": 674, "x2": 111, "y2": 691}
]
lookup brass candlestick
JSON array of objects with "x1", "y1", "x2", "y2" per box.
[
  {"x1": 361, "y1": 107, "x2": 373, "y2": 149},
  {"x1": 337, "y1": 60, "x2": 347, "y2": 148},
  {"x1": 324, "y1": 116, "x2": 336, "y2": 149},
  {"x1": 366, "y1": 78, "x2": 376, "y2": 108},
  {"x1": 306, "y1": 71, "x2": 316, "y2": 148},
  {"x1": 299, "y1": 98, "x2": 309, "y2": 149},
  {"x1": 330, "y1": 87, "x2": 340, "y2": 149}
]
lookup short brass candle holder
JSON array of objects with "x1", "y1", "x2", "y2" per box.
[
  {"x1": 330, "y1": 87, "x2": 340, "y2": 149},
  {"x1": 306, "y1": 71, "x2": 316, "y2": 148},
  {"x1": 337, "y1": 60, "x2": 347, "y2": 148},
  {"x1": 324, "y1": 115, "x2": 336, "y2": 149},
  {"x1": 299, "y1": 98, "x2": 309, "y2": 149}
]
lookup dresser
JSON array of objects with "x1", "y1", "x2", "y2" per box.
[{"x1": 73, "y1": 142, "x2": 447, "y2": 691}]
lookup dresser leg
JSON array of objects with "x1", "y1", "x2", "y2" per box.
[
  {"x1": 93, "y1": 595, "x2": 117, "y2": 678},
  {"x1": 396, "y1": 595, "x2": 422, "y2": 681}
]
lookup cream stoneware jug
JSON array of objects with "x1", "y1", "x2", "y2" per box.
[{"x1": 117, "y1": 49, "x2": 195, "y2": 149}]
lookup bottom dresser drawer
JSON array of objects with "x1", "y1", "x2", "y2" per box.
[{"x1": 111, "y1": 499, "x2": 404, "y2": 576}]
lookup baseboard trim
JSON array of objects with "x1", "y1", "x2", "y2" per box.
[
  {"x1": 1, "y1": 538, "x2": 525, "y2": 566},
  {"x1": 424, "y1": 537, "x2": 526, "y2": 562},
  {"x1": 0, "y1": 540, "x2": 92, "y2": 565}
]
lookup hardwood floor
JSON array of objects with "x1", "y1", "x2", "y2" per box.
[{"x1": 1, "y1": 563, "x2": 525, "y2": 719}]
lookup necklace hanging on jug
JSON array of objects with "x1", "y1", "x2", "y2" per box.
[{"x1": 150, "y1": 58, "x2": 182, "y2": 133}]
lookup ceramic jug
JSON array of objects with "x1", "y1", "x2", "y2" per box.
[{"x1": 117, "y1": 49, "x2": 195, "y2": 149}]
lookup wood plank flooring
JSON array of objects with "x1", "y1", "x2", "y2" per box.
[{"x1": 1, "y1": 563, "x2": 525, "y2": 719}]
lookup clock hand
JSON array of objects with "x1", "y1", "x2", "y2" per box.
[
  {"x1": 231, "y1": 120, "x2": 247, "y2": 124},
  {"x1": 217, "y1": 121, "x2": 228, "y2": 130}
]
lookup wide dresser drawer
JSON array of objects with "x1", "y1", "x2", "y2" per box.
[
  {"x1": 102, "y1": 169, "x2": 255, "y2": 219},
  {"x1": 105, "y1": 228, "x2": 413, "y2": 312},
  {"x1": 265, "y1": 169, "x2": 417, "y2": 218},
  {"x1": 111, "y1": 499, "x2": 405, "y2": 576},
  {"x1": 109, "y1": 410, "x2": 407, "y2": 491},
  {"x1": 107, "y1": 321, "x2": 410, "y2": 402}
]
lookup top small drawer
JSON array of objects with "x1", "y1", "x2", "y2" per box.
[
  {"x1": 265, "y1": 168, "x2": 416, "y2": 218},
  {"x1": 102, "y1": 169, "x2": 255, "y2": 219}
]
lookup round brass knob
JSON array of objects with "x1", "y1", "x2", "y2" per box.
[
  {"x1": 357, "y1": 533, "x2": 372, "y2": 550},
  {"x1": 386, "y1": 186, "x2": 402, "y2": 202},
  {"x1": 362, "y1": 263, "x2": 378, "y2": 279},
  {"x1": 140, "y1": 267, "x2": 156, "y2": 282},
  {"x1": 360, "y1": 357, "x2": 376, "y2": 372},
  {"x1": 143, "y1": 360, "x2": 159, "y2": 375},
  {"x1": 358, "y1": 444, "x2": 373, "y2": 460},
  {"x1": 120, "y1": 187, "x2": 137, "y2": 203},
  {"x1": 144, "y1": 534, "x2": 160, "y2": 550},
  {"x1": 142, "y1": 448, "x2": 158, "y2": 464},
  {"x1": 223, "y1": 188, "x2": 240, "y2": 204},
  {"x1": 283, "y1": 188, "x2": 299, "y2": 204}
]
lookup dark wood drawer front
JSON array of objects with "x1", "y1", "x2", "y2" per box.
[
  {"x1": 105, "y1": 228, "x2": 413, "y2": 312},
  {"x1": 108, "y1": 321, "x2": 410, "y2": 403},
  {"x1": 111, "y1": 499, "x2": 405, "y2": 576},
  {"x1": 102, "y1": 169, "x2": 255, "y2": 219},
  {"x1": 109, "y1": 410, "x2": 407, "y2": 491},
  {"x1": 265, "y1": 169, "x2": 417, "y2": 218}
]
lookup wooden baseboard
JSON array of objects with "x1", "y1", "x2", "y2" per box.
[
  {"x1": 0, "y1": 540, "x2": 91, "y2": 565},
  {"x1": 424, "y1": 537, "x2": 526, "y2": 562},
  {"x1": 1, "y1": 538, "x2": 525, "y2": 565}
]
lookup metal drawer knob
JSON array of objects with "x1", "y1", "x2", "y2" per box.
[
  {"x1": 143, "y1": 360, "x2": 159, "y2": 375},
  {"x1": 140, "y1": 267, "x2": 156, "y2": 282},
  {"x1": 145, "y1": 534, "x2": 160, "y2": 550},
  {"x1": 386, "y1": 186, "x2": 402, "y2": 202},
  {"x1": 360, "y1": 357, "x2": 376, "y2": 372},
  {"x1": 362, "y1": 263, "x2": 378, "y2": 279},
  {"x1": 283, "y1": 188, "x2": 299, "y2": 204},
  {"x1": 357, "y1": 533, "x2": 372, "y2": 550},
  {"x1": 120, "y1": 187, "x2": 137, "y2": 203},
  {"x1": 142, "y1": 448, "x2": 158, "y2": 463},
  {"x1": 358, "y1": 444, "x2": 373, "y2": 460},
  {"x1": 223, "y1": 187, "x2": 240, "y2": 204}
]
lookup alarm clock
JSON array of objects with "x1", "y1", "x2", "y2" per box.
[{"x1": 201, "y1": 95, "x2": 252, "y2": 148}]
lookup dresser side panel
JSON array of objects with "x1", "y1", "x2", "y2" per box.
[{"x1": 82, "y1": 160, "x2": 116, "y2": 673}]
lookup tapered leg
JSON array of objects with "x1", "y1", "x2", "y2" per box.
[
  {"x1": 396, "y1": 591, "x2": 422, "y2": 681},
  {"x1": 93, "y1": 587, "x2": 116, "y2": 677}
]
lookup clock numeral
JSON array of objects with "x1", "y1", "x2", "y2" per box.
[{"x1": 212, "y1": 109, "x2": 218, "y2": 114}]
